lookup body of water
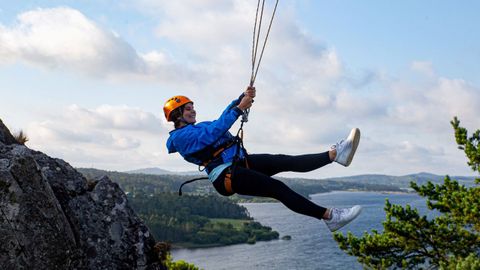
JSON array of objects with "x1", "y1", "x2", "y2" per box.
[{"x1": 172, "y1": 191, "x2": 427, "y2": 270}]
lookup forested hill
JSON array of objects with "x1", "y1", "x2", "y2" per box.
[
  {"x1": 78, "y1": 168, "x2": 280, "y2": 247},
  {"x1": 77, "y1": 167, "x2": 405, "y2": 197},
  {"x1": 321, "y1": 172, "x2": 477, "y2": 189},
  {"x1": 78, "y1": 168, "x2": 476, "y2": 197},
  {"x1": 78, "y1": 167, "x2": 213, "y2": 195}
]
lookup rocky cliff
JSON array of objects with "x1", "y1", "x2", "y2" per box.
[{"x1": 0, "y1": 119, "x2": 166, "y2": 270}]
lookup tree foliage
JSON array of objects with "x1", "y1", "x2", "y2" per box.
[
  {"x1": 165, "y1": 256, "x2": 200, "y2": 270},
  {"x1": 334, "y1": 117, "x2": 480, "y2": 269}
]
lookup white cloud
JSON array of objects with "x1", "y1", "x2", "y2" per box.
[
  {"x1": 387, "y1": 75, "x2": 480, "y2": 132},
  {"x1": 334, "y1": 89, "x2": 387, "y2": 119},
  {"x1": 0, "y1": 7, "x2": 193, "y2": 82},
  {"x1": 24, "y1": 104, "x2": 169, "y2": 170},
  {"x1": 66, "y1": 104, "x2": 163, "y2": 131},
  {"x1": 411, "y1": 61, "x2": 435, "y2": 77},
  {"x1": 429, "y1": 78, "x2": 480, "y2": 123},
  {"x1": 111, "y1": 135, "x2": 141, "y2": 149},
  {"x1": 146, "y1": 1, "x2": 251, "y2": 46}
]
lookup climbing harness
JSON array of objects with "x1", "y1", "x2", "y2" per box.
[
  {"x1": 178, "y1": 0, "x2": 279, "y2": 196},
  {"x1": 177, "y1": 131, "x2": 248, "y2": 196}
]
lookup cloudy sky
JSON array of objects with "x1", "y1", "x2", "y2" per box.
[{"x1": 1, "y1": 0, "x2": 479, "y2": 179}]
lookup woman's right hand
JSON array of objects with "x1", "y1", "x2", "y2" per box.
[
  {"x1": 244, "y1": 86, "x2": 256, "y2": 98},
  {"x1": 237, "y1": 86, "x2": 256, "y2": 110},
  {"x1": 237, "y1": 95, "x2": 254, "y2": 111}
]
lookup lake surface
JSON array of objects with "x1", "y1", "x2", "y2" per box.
[{"x1": 172, "y1": 191, "x2": 427, "y2": 270}]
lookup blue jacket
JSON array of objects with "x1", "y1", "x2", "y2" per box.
[{"x1": 166, "y1": 96, "x2": 247, "y2": 174}]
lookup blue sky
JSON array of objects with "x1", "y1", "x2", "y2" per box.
[{"x1": 1, "y1": 0, "x2": 479, "y2": 178}]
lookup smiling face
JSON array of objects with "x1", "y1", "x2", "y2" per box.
[{"x1": 182, "y1": 102, "x2": 196, "y2": 124}]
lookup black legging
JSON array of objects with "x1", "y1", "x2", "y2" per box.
[{"x1": 213, "y1": 152, "x2": 331, "y2": 220}]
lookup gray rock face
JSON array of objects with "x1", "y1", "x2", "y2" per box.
[
  {"x1": 0, "y1": 119, "x2": 18, "y2": 146},
  {"x1": 0, "y1": 119, "x2": 165, "y2": 270}
]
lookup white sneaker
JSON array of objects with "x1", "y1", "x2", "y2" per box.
[
  {"x1": 332, "y1": 128, "x2": 360, "y2": 167},
  {"x1": 324, "y1": 205, "x2": 362, "y2": 232}
]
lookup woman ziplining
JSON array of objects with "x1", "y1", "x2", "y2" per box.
[
  {"x1": 164, "y1": 90, "x2": 361, "y2": 232},
  {"x1": 163, "y1": 0, "x2": 362, "y2": 232}
]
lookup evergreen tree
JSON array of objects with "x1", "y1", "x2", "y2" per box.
[{"x1": 334, "y1": 117, "x2": 480, "y2": 269}]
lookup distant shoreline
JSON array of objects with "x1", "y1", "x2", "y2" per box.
[
  {"x1": 236, "y1": 189, "x2": 415, "y2": 204},
  {"x1": 329, "y1": 189, "x2": 413, "y2": 194},
  {"x1": 172, "y1": 242, "x2": 228, "y2": 249},
  {"x1": 308, "y1": 189, "x2": 414, "y2": 198}
]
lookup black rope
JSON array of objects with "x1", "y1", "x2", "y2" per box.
[{"x1": 178, "y1": 177, "x2": 209, "y2": 196}]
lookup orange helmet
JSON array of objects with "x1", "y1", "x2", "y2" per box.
[{"x1": 163, "y1": 95, "x2": 193, "y2": 121}]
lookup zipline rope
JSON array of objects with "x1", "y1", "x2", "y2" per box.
[
  {"x1": 250, "y1": 0, "x2": 279, "y2": 87},
  {"x1": 243, "y1": 0, "x2": 279, "y2": 123},
  {"x1": 250, "y1": 0, "x2": 264, "y2": 86}
]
